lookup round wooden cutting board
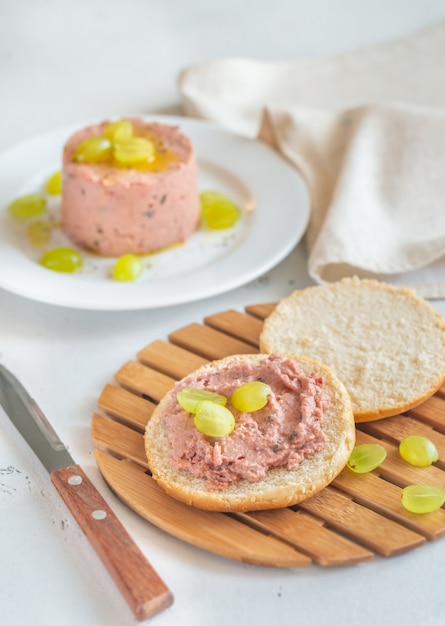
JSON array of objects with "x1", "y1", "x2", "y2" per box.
[{"x1": 92, "y1": 302, "x2": 445, "y2": 568}]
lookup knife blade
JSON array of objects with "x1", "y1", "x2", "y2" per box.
[{"x1": 0, "y1": 364, "x2": 173, "y2": 621}]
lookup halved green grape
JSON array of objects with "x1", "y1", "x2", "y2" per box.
[
  {"x1": 8, "y1": 194, "x2": 46, "y2": 219},
  {"x1": 200, "y1": 190, "x2": 241, "y2": 229},
  {"x1": 399, "y1": 435, "x2": 439, "y2": 467},
  {"x1": 401, "y1": 484, "x2": 445, "y2": 513},
  {"x1": 40, "y1": 247, "x2": 83, "y2": 273},
  {"x1": 231, "y1": 381, "x2": 271, "y2": 412},
  {"x1": 347, "y1": 443, "x2": 387, "y2": 474},
  {"x1": 177, "y1": 388, "x2": 227, "y2": 413},
  {"x1": 45, "y1": 170, "x2": 62, "y2": 195},
  {"x1": 74, "y1": 136, "x2": 113, "y2": 163},
  {"x1": 193, "y1": 401, "x2": 235, "y2": 437},
  {"x1": 112, "y1": 254, "x2": 144, "y2": 282},
  {"x1": 27, "y1": 220, "x2": 56, "y2": 247},
  {"x1": 113, "y1": 137, "x2": 155, "y2": 166},
  {"x1": 104, "y1": 119, "x2": 133, "y2": 143}
]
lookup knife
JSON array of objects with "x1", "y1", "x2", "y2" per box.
[{"x1": 0, "y1": 364, "x2": 173, "y2": 621}]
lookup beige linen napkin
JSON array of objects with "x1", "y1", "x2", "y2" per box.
[{"x1": 178, "y1": 21, "x2": 445, "y2": 298}]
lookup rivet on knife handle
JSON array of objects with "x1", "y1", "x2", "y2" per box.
[{"x1": 50, "y1": 464, "x2": 173, "y2": 621}]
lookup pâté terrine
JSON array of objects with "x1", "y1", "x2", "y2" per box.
[{"x1": 61, "y1": 118, "x2": 200, "y2": 256}]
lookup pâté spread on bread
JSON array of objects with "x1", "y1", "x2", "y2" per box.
[
  {"x1": 166, "y1": 353, "x2": 328, "y2": 489},
  {"x1": 61, "y1": 117, "x2": 200, "y2": 256},
  {"x1": 145, "y1": 353, "x2": 355, "y2": 512}
]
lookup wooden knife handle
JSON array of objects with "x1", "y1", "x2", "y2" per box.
[{"x1": 50, "y1": 464, "x2": 173, "y2": 621}]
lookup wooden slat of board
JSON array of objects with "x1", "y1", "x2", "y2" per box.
[
  {"x1": 244, "y1": 302, "x2": 276, "y2": 319},
  {"x1": 168, "y1": 323, "x2": 257, "y2": 360},
  {"x1": 408, "y1": 395, "x2": 445, "y2": 433},
  {"x1": 94, "y1": 450, "x2": 311, "y2": 568},
  {"x1": 115, "y1": 361, "x2": 174, "y2": 402},
  {"x1": 204, "y1": 310, "x2": 263, "y2": 347},
  {"x1": 298, "y1": 486, "x2": 425, "y2": 556},
  {"x1": 137, "y1": 340, "x2": 208, "y2": 379},
  {"x1": 92, "y1": 412, "x2": 148, "y2": 468},
  {"x1": 98, "y1": 384, "x2": 154, "y2": 431},
  {"x1": 242, "y1": 508, "x2": 374, "y2": 566}
]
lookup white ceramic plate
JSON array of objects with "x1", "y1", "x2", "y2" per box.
[{"x1": 0, "y1": 115, "x2": 309, "y2": 310}]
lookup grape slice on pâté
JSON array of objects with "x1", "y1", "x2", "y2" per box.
[
  {"x1": 193, "y1": 401, "x2": 235, "y2": 437},
  {"x1": 231, "y1": 381, "x2": 271, "y2": 412},
  {"x1": 177, "y1": 388, "x2": 227, "y2": 414}
]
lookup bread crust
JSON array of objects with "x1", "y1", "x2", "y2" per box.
[
  {"x1": 260, "y1": 277, "x2": 445, "y2": 422},
  {"x1": 144, "y1": 353, "x2": 355, "y2": 512}
]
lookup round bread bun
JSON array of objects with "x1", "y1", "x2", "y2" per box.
[
  {"x1": 260, "y1": 277, "x2": 445, "y2": 422},
  {"x1": 144, "y1": 353, "x2": 355, "y2": 512}
]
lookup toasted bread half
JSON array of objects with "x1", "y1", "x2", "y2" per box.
[
  {"x1": 144, "y1": 353, "x2": 355, "y2": 512},
  {"x1": 260, "y1": 277, "x2": 445, "y2": 422}
]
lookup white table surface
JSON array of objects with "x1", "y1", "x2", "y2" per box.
[{"x1": 2, "y1": 1, "x2": 445, "y2": 625}]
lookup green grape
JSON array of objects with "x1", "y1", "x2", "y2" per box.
[
  {"x1": 200, "y1": 190, "x2": 241, "y2": 229},
  {"x1": 74, "y1": 136, "x2": 113, "y2": 163},
  {"x1": 231, "y1": 381, "x2": 271, "y2": 412},
  {"x1": 8, "y1": 194, "x2": 46, "y2": 219},
  {"x1": 27, "y1": 220, "x2": 56, "y2": 247},
  {"x1": 104, "y1": 119, "x2": 134, "y2": 143},
  {"x1": 177, "y1": 388, "x2": 227, "y2": 413},
  {"x1": 347, "y1": 443, "x2": 387, "y2": 474},
  {"x1": 193, "y1": 401, "x2": 235, "y2": 437},
  {"x1": 113, "y1": 137, "x2": 155, "y2": 166},
  {"x1": 401, "y1": 484, "x2": 445, "y2": 513},
  {"x1": 112, "y1": 254, "x2": 144, "y2": 282},
  {"x1": 40, "y1": 247, "x2": 83, "y2": 273},
  {"x1": 45, "y1": 170, "x2": 62, "y2": 195},
  {"x1": 399, "y1": 435, "x2": 439, "y2": 467}
]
